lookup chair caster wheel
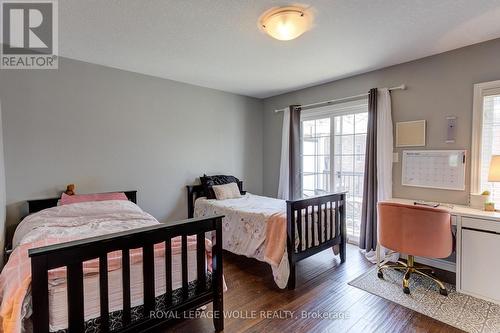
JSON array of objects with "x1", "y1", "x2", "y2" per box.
[
  {"x1": 403, "y1": 287, "x2": 410, "y2": 294},
  {"x1": 377, "y1": 271, "x2": 384, "y2": 279},
  {"x1": 439, "y1": 288, "x2": 448, "y2": 296}
]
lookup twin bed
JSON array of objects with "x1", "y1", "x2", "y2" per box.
[
  {"x1": 0, "y1": 180, "x2": 346, "y2": 333},
  {"x1": 188, "y1": 180, "x2": 347, "y2": 290},
  {"x1": 0, "y1": 191, "x2": 224, "y2": 333}
]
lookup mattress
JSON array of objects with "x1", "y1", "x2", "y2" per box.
[{"x1": 195, "y1": 193, "x2": 336, "y2": 250}]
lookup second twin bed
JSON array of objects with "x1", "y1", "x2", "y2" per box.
[{"x1": 188, "y1": 177, "x2": 347, "y2": 289}]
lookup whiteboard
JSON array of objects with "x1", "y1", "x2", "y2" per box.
[{"x1": 401, "y1": 150, "x2": 466, "y2": 191}]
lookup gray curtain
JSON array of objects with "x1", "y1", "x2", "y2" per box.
[
  {"x1": 289, "y1": 105, "x2": 302, "y2": 200},
  {"x1": 359, "y1": 88, "x2": 378, "y2": 252}
]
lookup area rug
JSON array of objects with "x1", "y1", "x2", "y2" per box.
[{"x1": 348, "y1": 266, "x2": 500, "y2": 333}]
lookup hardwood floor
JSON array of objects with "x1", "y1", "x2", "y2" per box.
[{"x1": 166, "y1": 244, "x2": 463, "y2": 333}]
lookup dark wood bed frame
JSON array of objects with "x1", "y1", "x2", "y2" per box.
[
  {"x1": 187, "y1": 182, "x2": 347, "y2": 290},
  {"x1": 24, "y1": 191, "x2": 224, "y2": 333}
]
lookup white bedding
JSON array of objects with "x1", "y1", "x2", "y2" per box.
[
  {"x1": 13, "y1": 200, "x2": 159, "y2": 248},
  {"x1": 195, "y1": 194, "x2": 289, "y2": 288},
  {"x1": 9, "y1": 200, "x2": 204, "y2": 332}
]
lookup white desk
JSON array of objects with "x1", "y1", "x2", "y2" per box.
[{"x1": 381, "y1": 198, "x2": 500, "y2": 305}]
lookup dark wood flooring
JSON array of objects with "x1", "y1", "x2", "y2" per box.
[{"x1": 166, "y1": 244, "x2": 463, "y2": 333}]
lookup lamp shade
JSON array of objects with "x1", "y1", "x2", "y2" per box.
[
  {"x1": 488, "y1": 155, "x2": 500, "y2": 182},
  {"x1": 260, "y1": 7, "x2": 313, "y2": 41}
]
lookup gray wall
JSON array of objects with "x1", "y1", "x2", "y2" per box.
[
  {"x1": 263, "y1": 38, "x2": 500, "y2": 205},
  {"x1": 0, "y1": 102, "x2": 5, "y2": 262},
  {"x1": 0, "y1": 57, "x2": 263, "y2": 242}
]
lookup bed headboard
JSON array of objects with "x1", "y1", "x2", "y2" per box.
[
  {"x1": 186, "y1": 181, "x2": 243, "y2": 218},
  {"x1": 27, "y1": 190, "x2": 138, "y2": 214}
]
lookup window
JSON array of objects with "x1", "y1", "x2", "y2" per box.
[
  {"x1": 301, "y1": 100, "x2": 368, "y2": 242},
  {"x1": 471, "y1": 80, "x2": 500, "y2": 205}
]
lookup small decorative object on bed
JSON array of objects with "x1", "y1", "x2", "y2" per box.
[
  {"x1": 0, "y1": 191, "x2": 225, "y2": 333},
  {"x1": 187, "y1": 177, "x2": 347, "y2": 290},
  {"x1": 64, "y1": 183, "x2": 76, "y2": 195}
]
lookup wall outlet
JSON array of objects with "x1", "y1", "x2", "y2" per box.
[{"x1": 393, "y1": 152, "x2": 399, "y2": 163}]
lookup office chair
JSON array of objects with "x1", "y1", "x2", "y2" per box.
[{"x1": 377, "y1": 202, "x2": 453, "y2": 295}]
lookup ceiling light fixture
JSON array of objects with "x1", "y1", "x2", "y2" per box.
[{"x1": 259, "y1": 6, "x2": 313, "y2": 41}]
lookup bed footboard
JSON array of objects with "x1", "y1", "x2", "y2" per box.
[
  {"x1": 29, "y1": 215, "x2": 224, "y2": 333},
  {"x1": 286, "y1": 192, "x2": 347, "y2": 289}
]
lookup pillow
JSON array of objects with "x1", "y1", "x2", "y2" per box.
[
  {"x1": 212, "y1": 183, "x2": 242, "y2": 200},
  {"x1": 200, "y1": 174, "x2": 242, "y2": 199},
  {"x1": 60, "y1": 192, "x2": 128, "y2": 205}
]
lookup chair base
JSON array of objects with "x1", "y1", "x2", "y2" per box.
[{"x1": 377, "y1": 255, "x2": 448, "y2": 296}]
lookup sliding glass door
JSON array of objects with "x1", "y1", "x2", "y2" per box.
[{"x1": 300, "y1": 101, "x2": 368, "y2": 243}]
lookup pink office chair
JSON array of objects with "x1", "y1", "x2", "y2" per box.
[{"x1": 377, "y1": 202, "x2": 453, "y2": 295}]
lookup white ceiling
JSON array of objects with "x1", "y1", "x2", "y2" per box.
[{"x1": 59, "y1": 0, "x2": 500, "y2": 98}]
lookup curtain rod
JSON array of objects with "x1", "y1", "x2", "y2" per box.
[{"x1": 274, "y1": 84, "x2": 406, "y2": 113}]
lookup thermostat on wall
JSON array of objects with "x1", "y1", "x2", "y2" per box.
[{"x1": 446, "y1": 116, "x2": 457, "y2": 143}]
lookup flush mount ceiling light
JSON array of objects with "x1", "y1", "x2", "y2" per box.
[{"x1": 259, "y1": 6, "x2": 313, "y2": 41}]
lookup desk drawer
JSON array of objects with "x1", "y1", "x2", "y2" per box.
[
  {"x1": 461, "y1": 228, "x2": 500, "y2": 303},
  {"x1": 461, "y1": 217, "x2": 500, "y2": 234}
]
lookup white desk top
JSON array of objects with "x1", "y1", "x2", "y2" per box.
[{"x1": 387, "y1": 198, "x2": 500, "y2": 222}]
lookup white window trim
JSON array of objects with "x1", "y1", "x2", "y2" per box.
[
  {"x1": 471, "y1": 79, "x2": 500, "y2": 194},
  {"x1": 301, "y1": 98, "x2": 368, "y2": 121}
]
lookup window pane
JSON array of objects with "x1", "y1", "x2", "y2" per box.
[
  {"x1": 317, "y1": 136, "x2": 330, "y2": 155},
  {"x1": 355, "y1": 134, "x2": 366, "y2": 154},
  {"x1": 317, "y1": 155, "x2": 330, "y2": 173},
  {"x1": 355, "y1": 155, "x2": 365, "y2": 173},
  {"x1": 334, "y1": 135, "x2": 341, "y2": 153},
  {"x1": 315, "y1": 173, "x2": 330, "y2": 194},
  {"x1": 341, "y1": 155, "x2": 354, "y2": 173},
  {"x1": 341, "y1": 135, "x2": 354, "y2": 155},
  {"x1": 480, "y1": 94, "x2": 500, "y2": 205},
  {"x1": 303, "y1": 174, "x2": 315, "y2": 191},
  {"x1": 301, "y1": 117, "x2": 331, "y2": 198},
  {"x1": 303, "y1": 139, "x2": 315, "y2": 155},
  {"x1": 303, "y1": 120, "x2": 315, "y2": 138},
  {"x1": 342, "y1": 114, "x2": 355, "y2": 135},
  {"x1": 302, "y1": 156, "x2": 315, "y2": 173},
  {"x1": 334, "y1": 117, "x2": 341, "y2": 134},
  {"x1": 316, "y1": 118, "x2": 330, "y2": 136},
  {"x1": 355, "y1": 113, "x2": 368, "y2": 133}
]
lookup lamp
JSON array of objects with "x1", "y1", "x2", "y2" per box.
[
  {"x1": 488, "y1": 155, "x2": 500, "y2": 182},
  {"x1": 486, "y1": 155, "x2": 500, "y2": 211},
  {"x1": 259, "y1": 6, "x2": 313, "y2": 41}
]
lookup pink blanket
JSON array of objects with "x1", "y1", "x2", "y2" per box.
[
  {"x1": 264, "y1": 212, "x2": 287, "y2": 267},
  {"x1": 0, "y1": 235, "x2": 211, "y2": 333}
]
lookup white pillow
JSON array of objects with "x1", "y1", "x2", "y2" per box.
[{"x1": 212, "y1": 182, "x2": 242, "y2": 200}]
